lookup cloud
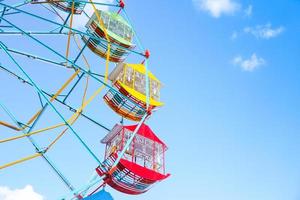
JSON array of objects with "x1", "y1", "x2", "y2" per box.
[
  {"x1": 244, "y1": 23, "x2": 285, "y2": 39},
  {"x1": 233, "y1": 53, "x2": 266, "y2": 72},
  {"x1": 244, "y1": 5, "x2": 252, "y2": 17},
  {"x1": 193, "y1": 0, "x2": 240, "y2": 18},
  {"x1": 0, "y1": 185, "x2": 44, "y2": 200},
  {"x1": 56, "y1": 0, "x2": 114, "y2": 30}
]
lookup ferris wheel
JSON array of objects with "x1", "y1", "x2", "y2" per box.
[{"x1": 0, "y1": 0, "x2": 170, "y2": 199}]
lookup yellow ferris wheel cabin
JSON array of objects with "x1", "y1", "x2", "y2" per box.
[{"x1": 104, "y1": 63, "x2": 163, "y2": 121}]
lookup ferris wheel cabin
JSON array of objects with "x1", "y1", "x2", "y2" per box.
[
  {"x1": 83, "y1": 9, "x2": 135, "y2": 63},
  {"x1": 103, "y1": 63, "x2": 163, "y2": 121},
  {"x1": 96, "y1": 123, "x2": 170, "y2": 195},
  {"x1": 31, "y1": 0, "x2": 86, "y2": 14}
]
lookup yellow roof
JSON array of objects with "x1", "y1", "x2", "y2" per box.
[{"x1": 125, "y1": 63, "x2": 160, "y2": 83}]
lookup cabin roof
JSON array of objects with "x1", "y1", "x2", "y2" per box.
[{"x1": 101, "y1": 124, "x2": 167, "y2": 147}]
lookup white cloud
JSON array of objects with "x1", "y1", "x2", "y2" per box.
[
  {"x1": 193, "y1": 0, "x2": 240, "y2": 18},
  {"x1": 244, "y1": 5, "x2": 252, "y2": 17},
  {"x1": 244, "y1": 23, "x2": 285, "y2": 39},
  {"x1": 233, "y1": 53, "x2": 266, "y2": 72},
  {"x1": 0, "y1": 185, "x2": 44, "y2": 200},
  {"x1": 56, "y1": 0, "x2": 114, "y2": 30}
]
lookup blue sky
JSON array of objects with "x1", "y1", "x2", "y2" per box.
[{"x1": 0, "y1": 0, "x2": 300, "y2": 200}]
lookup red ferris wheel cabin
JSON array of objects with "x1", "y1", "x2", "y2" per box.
[{"x1": 96, "y1": 123, "x2": 170, "y2": 195}]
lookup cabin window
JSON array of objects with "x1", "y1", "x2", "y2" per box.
[
  {"x1": 154, "y1": 143, "x2": 164, "y2": 173},
  {"x1": 106, "y1": 132, "x2": 122, "y2": 157},
  {"x1": 133, "y1": 135, "x2": 155, "y2": 170},
  {"x1": 100, "y1": 11, "x2": 110, "y2": 28},
  {"x1": 134, "y1": 71, "x2": 146, "y2": 95},
  {"x1": 115, "y1": 21, "x2": 124, "y2": 38},
  {"x1": 150, "y1": 80, "x2": 160, "y2": 101},
  {"x1": 124, "y1": 25, "x2": 133, "y2": 42},
  {"x1": 109, "y1": 18, "x2": 117, "y2": 34},
  {"x1": 122, "y1": 129, "x2": 134, "y2": 161},
  {"x1": 124, "y1": 66, "x2": 134, "y2": 87},
  {"x1": 117, "y1": 67, "x2": 125, "y2": 83}
]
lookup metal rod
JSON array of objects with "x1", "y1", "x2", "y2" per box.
[
  {"x1": 0, "y1": 41, "x2": 102, "y2": 164},
  {"x1": 7, "y1": 48, "x2": 71, "y2": 69},
  {"x1": 0, "y1": 101, "x2": 77, "y2": 193},
  {"x1": 59, "y1": 12, "x2": 71, "y2": 33},
  {"x1": 30, "y1": 0, "x2": 119, "y2": 7},
  {"x1": 0, "y1": 2, "x2": 145, "y2": 57},
  {"x1": 27, "y1": 105, "x2": 77, "y2": 192},
  {"x1": 0, "y1": 64, "x2": 110, "y2": 131},
  {"x1": 0, "y1": 5, "x2": 6, "y2": 23},
  {"x1": 50, "y1": 94, "x2": 111, "y2": 132},
  {"x1": 2, "y1": 11, "x2": 20, "y2": 16},
  {"x1": 0, "y1": 1, "x2": 29, "y2": 14},
  {"x1": 0, "y1": 25, "x2": 13, "y2": 28},
  {"x1": 0, "y1": 31, "x2": 69, "y2": 35},
  {"x1": 73, "y1": 38, "x2": 88, "y2": 64},
  {"x1": 62, "y1": 73, "x2": 84, "y2": 103},
  {"x1": 0, "y1": 17, "x2": 146, "y2": 112},
  {"x1": 37, "y1": 91, "x2": 44, "y2": 107}
]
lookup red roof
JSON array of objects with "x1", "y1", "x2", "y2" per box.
[{"x1": 124, "y1": 124, "x2": 167, "y2": 147}]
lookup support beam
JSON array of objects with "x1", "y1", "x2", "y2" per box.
[
  {"x1": 0, "y1": 64, "x2": 110, "y2": 131},
  {"x1": 0, "y1": 5, "x2": 6, "y2": 23},
  {"x1": 0, "y1": 41, "x2": 102, "y2": 164},
  {"x1": 0, "y1": 101, "x2": 77, "y2": 194},
  {"x1": 59, "y1": 12, "x2": 71, "y2": 33},
  {"x1": 0, "y1": 2, "x2": 145, "y2": 57},
  {"x1": 0, "y1": 17, "x2": 146, "y2": 112}
]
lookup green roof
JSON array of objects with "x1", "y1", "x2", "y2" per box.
[
  {"x1": 98, "y1": 9, "x2": 131, "y2": 28},
  {"x1": 94, "y1": 9, "x2": 134, "y2": 46}
]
